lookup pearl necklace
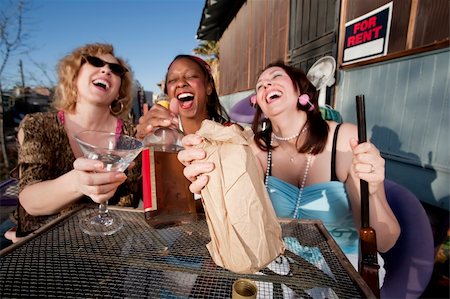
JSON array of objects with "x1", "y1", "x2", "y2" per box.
[
  {"x1": 265, "y1": 135, "x2": 312, "y2": 219},
  {"x1": 272, "y1": 126, "x2": 307, "y2": 141},
  {"x1": 293, "y1": 152, "x2": 312, "y2": 218}
]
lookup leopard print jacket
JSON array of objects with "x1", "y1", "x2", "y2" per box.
[{"x1": 13, "y1": 111, "x2": 141, "y2": 237}]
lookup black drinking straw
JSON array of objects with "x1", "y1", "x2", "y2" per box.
[
  {"x1": 356, "y1": 94, "x2": 380, "y2": 298},
  {"x1": 356, "y1": 95, "x2": 369, "y2": 227}
]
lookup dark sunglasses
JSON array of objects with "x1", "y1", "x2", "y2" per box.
[{"x1": 82, "y1": 55, "x2": 128, "y2": 77}]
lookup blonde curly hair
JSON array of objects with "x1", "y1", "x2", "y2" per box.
[{"x1": 53, "y1": 43, "x2": 133, "y2": 119}]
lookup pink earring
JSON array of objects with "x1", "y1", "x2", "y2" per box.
[
  {"x1": 250, "y1": 95, "x2": 257, "y2": 107},
  {"x1": 298, "y1": 94, "x2": 315, "y2": 111}
]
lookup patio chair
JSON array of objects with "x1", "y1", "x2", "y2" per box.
[
  {"x1": 320, "y1": 105, "x2": 342, "y2": 123},
  {"x1": 380, "y1": 179, "x2": 435, "y2": 298},
  {"x1": 228, "y1": 93, "x2": 256, "y2": 124},
  {"x1": 0, "y1": 178, "x2": 18, "y2": 207}
]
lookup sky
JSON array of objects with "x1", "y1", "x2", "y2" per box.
[{"x1": 0, "y1": 0, "x2": 206, "y2": 93}]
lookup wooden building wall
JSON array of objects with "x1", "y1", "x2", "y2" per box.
[
  {"x1": 215, "y1": 0, "x2": 449, "y2": 208},
  {"x1": 289, "y1": 0, "x2": 339, "y2": 71},
  {"x1": 219, "y1": 0, "x2": 289, "y2": 96}
]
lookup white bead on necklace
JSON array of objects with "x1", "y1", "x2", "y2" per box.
[
  {"x1": 265, "y1": 135, "x2": 312, "y2": 219},
  {"x1": 293, "y1": 152, "x2": 312, "y2": 218},
  {"x1": 272, "y1": 126, "x2": 307, "y2": 141}
]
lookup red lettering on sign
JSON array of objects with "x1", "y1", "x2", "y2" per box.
[
  {"x1": 372, "y1": 26, "x2": 382, "y2": 38},
  {"x1": 363, "y1": 30, "x2": 372, "y2": 41},
  {"x1": 348, "y1": 36, "x2": 355, "y2": 47},
  {"x1": 353, "y1": 16, "x2": 378, "y2": 34},
  {"x1": 347, "y1": 25, "x2": 384, "y2": 47},
  {"x1": 355, "y1": 33, "x2": 363, "y2": 44}
]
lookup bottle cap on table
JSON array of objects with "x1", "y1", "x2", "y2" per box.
[{"x1": 232, "y1": 279, "x2": 257, "y2": 299}]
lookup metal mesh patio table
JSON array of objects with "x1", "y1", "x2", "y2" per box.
[{"x1": 0, "y1": 206, "x2": 374, "y2": 298}]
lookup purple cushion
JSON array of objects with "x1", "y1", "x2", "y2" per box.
[
  {"x1": 228, "y1": 94, "x2": 256, "y2": 124},
  {"x1": 0, "y1": 178, "x2": 18, "y2": 206},
  {"x1": 380, "y1": 180, "x2": 434, "y2": 298}
]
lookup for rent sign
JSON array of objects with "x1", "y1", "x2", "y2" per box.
[{"x1": 343, "y1": 2, "x2": 393, "y2": 64}]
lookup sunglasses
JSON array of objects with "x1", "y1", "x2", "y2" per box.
[{"x1": 82, "y1": 55, "x2": 128, "y2": 77}]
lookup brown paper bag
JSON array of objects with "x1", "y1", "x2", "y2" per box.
[{"x1": 196, "y1": 120, "x2": 285, "y2": 274}]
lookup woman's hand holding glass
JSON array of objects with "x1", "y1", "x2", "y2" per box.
[
  {"x1": 73, "y1": 157, "x2": 127, "y2": 204},
  {"x1": 177, "y1": 134, "x2": 214, "y2": 194},
  {"x1": 74, "y1": 130, "x2": 143, "y2": 236}
]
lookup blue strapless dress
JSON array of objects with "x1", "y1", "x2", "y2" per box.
[
  {"x1": 266, "y1": 176, "x2": 358, "y2": 255},
  {"x1": 267, "y1": 175, "x2": 386, "y2": 286}
]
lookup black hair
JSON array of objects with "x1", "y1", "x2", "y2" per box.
[{"x1": 164, "y1": 54, "x2": 229, "y2": 124}]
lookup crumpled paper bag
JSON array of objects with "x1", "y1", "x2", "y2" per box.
[{"x1": 196, "y1": 120, "x2": 285, "y2": 274}]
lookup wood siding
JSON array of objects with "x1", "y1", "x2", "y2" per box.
[
  {"x1": 335, "y1": 48, "x2": 449, "y2": 209},
  {"x1": 219, "y1": 0, "x2": 289, "y2": 96},
  {"x1": 289, "y1": 0, "x2": 339, "y2": 71}
]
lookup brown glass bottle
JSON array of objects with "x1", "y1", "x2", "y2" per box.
[{"x1": 144, "y1": 151, "x2": 198, "y2": 228}]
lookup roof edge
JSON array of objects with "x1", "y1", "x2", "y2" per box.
[{"x1": 196, "y1": 0, "x2": 246, "y2": 41}]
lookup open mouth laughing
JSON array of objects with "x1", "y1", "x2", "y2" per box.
[
  {"x1": 266, "y1": 90, "x2": 282, "y2": 103},
  {"x1": 177, "y1": 92, "x2": 195, "y2": 109},
  {"x1": 92, "y1": 79, "x2": 110, "y2": 90}
]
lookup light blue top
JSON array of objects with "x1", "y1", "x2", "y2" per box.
[{"x1": 267, "y1": 176, "x2": 358, "y2": 255}]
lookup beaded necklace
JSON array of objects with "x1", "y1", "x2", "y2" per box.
[
  {"x1": 272, "y1": 126, "x2": 307, "y2": 141},
  {"x1": 265, "y1": 134, "x2": 312, "y2": 219}
]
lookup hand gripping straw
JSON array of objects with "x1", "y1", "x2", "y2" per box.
[{"x1": 356, "y1": 95, "x2": 380, "y2": 298}]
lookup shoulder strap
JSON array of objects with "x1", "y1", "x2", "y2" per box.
[
  {"x1": 331, "y1": 123, "x2": 342, "y2": 181},
  {"x1": 116, "y1": 118, "x2": 123, "y2": 134}
]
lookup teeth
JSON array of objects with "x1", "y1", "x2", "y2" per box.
[
  {"x1": 177, "y1": 93, "x2": 194, "y2": 100},
  {"x1": 266, "y1": 91, "x2": 282, "y2": 101},
  {"x1": 93, "y1": 79, "x2": 110, "y2": 89}
]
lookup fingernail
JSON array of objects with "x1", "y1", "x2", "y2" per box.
[
  {"x1": 94, "y1": 163, "x2": 103, "y2": 169},
  {"x1": 115, "y1": 173, "x2": 126, "y2": 179}
]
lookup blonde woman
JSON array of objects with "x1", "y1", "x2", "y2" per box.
[{"x1": 0, "y1": 43, "x2": 139, "y2": 248}]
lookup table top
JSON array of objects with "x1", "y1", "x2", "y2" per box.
[{"x1": 0, "y1": 207, "x2": 374, "y2": 298}]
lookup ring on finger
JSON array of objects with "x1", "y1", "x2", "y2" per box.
[{"x1": 369, "y1": 164, "x2": 375, "y2": 173}]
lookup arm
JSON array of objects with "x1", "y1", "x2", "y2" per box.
[
  {"x1": 18, "y1": 128, "x2": 127, "y2": 216},
  {"x1": 337, "y1": 123, "x2": 400, "y2": 253}
]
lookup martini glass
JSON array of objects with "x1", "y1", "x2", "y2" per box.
[{"x1": 75, "y1": 130, "x2": 143, "y2": 236}]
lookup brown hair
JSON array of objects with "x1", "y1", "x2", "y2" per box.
[
  {"x1": 252, "y1": 61, "x2": 329, "y2": 155},
  {"x1": 53, "y1": 43, "x2": 133, "y2": 119}
]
